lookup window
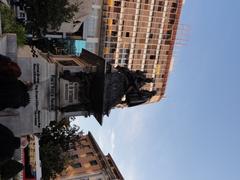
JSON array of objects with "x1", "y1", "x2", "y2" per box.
[
  {"x1": 149, "y1": 33, "x2": 153, "y2": 38},
  {"x1": 169, "y1": 19, "x2": 175, "y2": 25},
  {"x1": 165, "y1": 40, "x2": 171, "y2": 45},
  {"x1": 113, "y1": 168, "x2": 121, "y2": 179},
  {"x1": 171, "y1": 8, "x2": 177, "y2": 13},
  {"x1": 111, "y1": 31, "x2": 117, "y2": 36},
  {"x1": 87, "y1": 152, "x2": 94, "y2": 156},
  {"x1": 69, "y1": 143, "x2": 76, "y2": 150},
  {"x1": 114, "y1": 7, "x2": 120, "y2": 13},
  {"x1": 83, "y1": 145, "x2": 91, "y2": 149},
  {"x1": 81, "y1": 138, "x2": 87, "y2": 143},
  {"x1": 172, "y1": 3, "x2": 177, "y2": 8},
  {"x1": 108, "y1": 159, "x2": 114, "y2": 167},
  {"x1": 71, "y1": 154, "x2": 79, "y2": 159},
  {"x1": 20, "y1": 12, "x2": 25, "y2": 17},
  {"x1": 90, "y1": 160, "x2": 98, "y2": 166},
  {"x1": 110, "y1": 48, "x2": 115, "y2": 53},
  {"x1": 126, "y1": 32, "x2": 130, "y2": 37},
  {"x1": 58, "y1": 60, "x2": 78, "y2": 66},
  {"x1": 170, "y1": 14, "x2": 176, "y2": 19},
  {"x1": 114, "y1": 1, "x2": 121, "y2": 6},
  {"x1": 159, "y1": 1, "x2": 164, "y2": 6},
  {"x1": 150, "y1": 55, "x2": 156, "y2": 59},
  {"x1": 72, "y1": 163, "x2": 82, "y2": 168},
  {"x1": 158, "y1": 6, "x2": 163, "y2": 11},
  {"x1": 112, "y1": 19, "x2": 117, "y2": 24}
]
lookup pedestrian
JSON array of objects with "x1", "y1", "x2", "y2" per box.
[
  {"x1": 0, "y1": 124, "x2": 28, "y2": 164},
  {"x1": 0, "y1": 54, "x2": 22, "y2": 78},
  {"x1": 0, "y1": 76, "x2": 30, "y2": 111}
]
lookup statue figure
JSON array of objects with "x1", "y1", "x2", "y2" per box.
[
  {"x1": 125, "y1": 90, "x2": 157, "y2": 107},
  {"x1": 103, "y1": 65, "x2": 156, "y2": 111},
  {"x1": 115, "y1": 66, "x2": 154, "y2": 92},
  {"x1": 114, "y1": 66, "x2": 156, "y2": 107}
]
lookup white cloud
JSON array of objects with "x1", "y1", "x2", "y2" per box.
[
  {"x1": 120, "y1": 163, "x2": 137, "y2": 180},
  {"x1": 110, "y1": 130, "x2": 116, "y2": 154},
  {"x1": 115, "y1": 109, "x2": 145, "y2": 143},
  {"x1": 96, "y1": 129, "x2": 116, "y2": 155},
  {"x1": 97, "y1": 135, "x2": 104, "y2": 150}
]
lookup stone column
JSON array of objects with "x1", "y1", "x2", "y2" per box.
[{"x1": 6, "y1": 33, "x2": 17, "y2": 61}]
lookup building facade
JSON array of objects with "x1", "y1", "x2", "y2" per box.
[
  {"x1": 100, "y1": 0, "x2": 183, "y2": 103},
  {"x1": 58, "y1": 132, "x2": 124, "y2": 180},
  {"x1": 83, "y1": 0, "x2": 104, "y2": 54}
]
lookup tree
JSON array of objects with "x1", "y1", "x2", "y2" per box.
[
  {"x1": 0, "y1": 4, "x2": 26, "y2": 46},
  {"x1": 40, "y1": 142, "x2": 67, "y2": 180},
  {"x1": 24, "y1": 0, "x2": 78, "y2": 37},
  {"x1": 39, "y1": 119, "x2": 82, "y2": 179}
]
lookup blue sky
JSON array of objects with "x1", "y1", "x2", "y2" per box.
[{"x1": 75, "y1": 0, "x2": 240, "y2": 179}]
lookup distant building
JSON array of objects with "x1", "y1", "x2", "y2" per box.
[
  {"x1": 12, "y1": 135, "x2": 42, "y2": 180},
  {"x1": 23, "y1": 135, "x2": 42, "y2": 180},
  {"x1": 82, "y1": 0, "x2": 104, "y2": 54},
  {"x1": 10, "y1": 0, "x2": 28, "y2": 22},
  {"x1": 58, "y1": 132, "x2": 124, "y2": 180},
  {"x1": 100, "y1": 0, "x2": 184, "y2": 103}
]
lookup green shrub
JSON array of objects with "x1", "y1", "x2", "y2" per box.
[{"x1": 0, "y1": 4, "x2": 26, "y2": 46}]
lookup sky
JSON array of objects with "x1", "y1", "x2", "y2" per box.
[{"x1": 75, "y1": 0, "x2": 240, "y2": 180}]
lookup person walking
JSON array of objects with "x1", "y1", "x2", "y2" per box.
[
  {"x1": 0, "y1": 54, "x2": 22, "y2": 78},
  {"x1": 0, "y1": 124, "x2": 28, "y2": 164},
  {"x1": 0, "y1": 54, "x2": 31, "y2": 111}
]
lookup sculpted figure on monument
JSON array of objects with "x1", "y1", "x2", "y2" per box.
[
  {"x1": 115, "y1": 66, "x2": 154, "y2": 92},
  {"x1": 104, "y1": 65, "x2": 157, "y2": 111},
  {"x1": 125, "y1": 90, "x2": 157, "y2": 107},
  {"x1": 58, "y1": 59, "x2": 156, "y2": 118}
]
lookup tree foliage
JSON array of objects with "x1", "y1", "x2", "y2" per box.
[
  {"x1": 0, "y1": 4, "x2": 26, "y2": 46},
  {"x1": 39, "y1": 119, "x2": 81, "y2": 179},
  {"x1": 24, "y1": 0, "x2": 78, "y2": 36}
]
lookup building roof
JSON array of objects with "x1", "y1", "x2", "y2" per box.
[
  {"x1": 106, "y1": 153, "x2": 124, "y2": 180},
  {"x1": 87, "y1": 132, "x2": 124, "y2": 180}
]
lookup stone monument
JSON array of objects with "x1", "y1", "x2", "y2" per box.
[{"x1": 0, "y1": 47, "x2": 155, "y2": 135}]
